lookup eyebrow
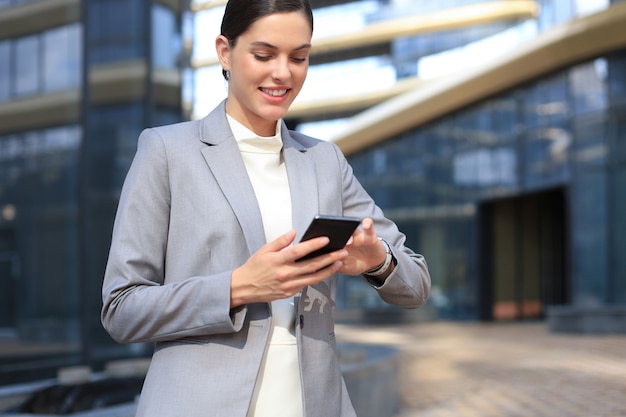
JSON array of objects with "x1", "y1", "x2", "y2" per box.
[{"x1": 251, "y1": 41, "x2": 312, "y2": 51}]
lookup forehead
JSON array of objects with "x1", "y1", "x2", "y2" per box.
[{"x1": 239, "y1": 12, "x2": 312, "y2": 47}]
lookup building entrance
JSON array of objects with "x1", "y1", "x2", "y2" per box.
[
  {"x1": 478, "y1": 188, "x2": 568, "y2": 321},
  {"x1": 0, "y1": 229, "x2": 17, "y2": 330}
]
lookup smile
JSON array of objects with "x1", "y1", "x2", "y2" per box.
[{"x1": 260, "y1": 88, "x2": 289, "y2": 97}]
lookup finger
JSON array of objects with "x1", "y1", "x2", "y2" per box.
[
  {"x1": 291, "y1": 260, "x2": 344, "y2": 287},
  {"x1": 310, "y1": 260, "x2": 344, "y2": 278},
  {"x1": 267, "y1": 256, "x2": 344, "y2": 299},
  {"x1": 347, "y1": 218, "x2": 374, "y2": 247},
  {"x1": 289, "y1": 236, "x2": 331, "y2": 262},
  {"x1": 301, "y1": 248, "x2": 348, "y2": 271},
  {"x1": 361, "y1": 217, "x2": 375, "y2": 232},
  {"x1": 258, "y1": 229, "x2": 297, "y2": 255}
]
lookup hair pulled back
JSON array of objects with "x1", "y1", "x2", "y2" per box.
[{"x1": 220, "y1": 0, "x2": 314, "y2": 80}]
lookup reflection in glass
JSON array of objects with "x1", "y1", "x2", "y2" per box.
[
  {"x1": 0, "y1": 125, "x2": 82, "y2": 384},
  {"x1": 152, "y1": 4, "x2": 181, "y2": 69},
  {"x1": 570, "y1": 59, "x2": 608, "y2": 114},
  {"x1": 453, "y1": 148, "x2": 517, "y2": 187},
  {"x1": 0, "y1": 41, "x2": 9, "y2": 101},
  {"x1": 15, "y1": 35, "x2": 40, "y2": 96},
  {"x1": 43, "y1": 24, "x2": 82, "y2": 92}
]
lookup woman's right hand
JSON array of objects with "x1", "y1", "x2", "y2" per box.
[{"x1": 229, "y1": 229, "x2": 348, "y2": 307}]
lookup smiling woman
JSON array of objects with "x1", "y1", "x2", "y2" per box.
[{"x1": 100, "y1": 1, "x2": 431, "y2": 416}]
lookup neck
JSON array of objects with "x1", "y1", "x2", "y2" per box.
[{"x1": 225, "y1": 102, "x2": 278, "y2": 137}]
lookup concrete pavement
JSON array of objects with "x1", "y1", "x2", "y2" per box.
[{"x1": 336, "y1": 321, "x2": 626, "y2": 417}]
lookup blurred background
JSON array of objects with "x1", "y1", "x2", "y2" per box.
[{"x1": 0, "y1": 0, "x2": 625, "y2": 400}]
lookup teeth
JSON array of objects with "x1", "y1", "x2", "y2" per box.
[{"x1": 263, "y1": 89, "x2": 287, "y2": 97}]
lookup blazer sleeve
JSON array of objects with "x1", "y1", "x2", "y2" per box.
[
  {"x1": 101, "y1": 128, "x2": 246, "y2": 344},
  {"x1": 333, "y1": 144, "x2": 431, "y2": 309}
]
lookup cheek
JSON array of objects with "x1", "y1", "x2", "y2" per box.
[
  {"x1": 234, "y1": 58, "x2": 262, "y2": 84},
  {"x1": 292, "y1": 66, "x2": 308, "y2": 87}
]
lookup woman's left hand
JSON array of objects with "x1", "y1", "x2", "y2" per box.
[{"x1": 338, "y1": 218, "x2": 389, "y2": 276}]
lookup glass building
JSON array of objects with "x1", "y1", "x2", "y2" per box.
[
  {"x1": 304, "y1": 0, "x2": 626, "y2": 324},
  {"x1": 1, "y1": 0, "x2": 625, "y2": 390},
  {"x1": 0, "y1": 0, "x2": 186, "y2": 386}
]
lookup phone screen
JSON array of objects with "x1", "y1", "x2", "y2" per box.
[{"x1": 296, "y1": 215, "x2": 361, "y2": 261}]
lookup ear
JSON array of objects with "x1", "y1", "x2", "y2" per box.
[{"x1": 215, "y1": 35, "x2": 231, "y2": 72}]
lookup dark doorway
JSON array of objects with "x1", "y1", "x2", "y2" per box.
[
  {"x1": 478, "y1": 188, "x2": 568, "y2": 321},
  {"x1": 0, "y1": 229, "x2": 18, "y2": 329}
]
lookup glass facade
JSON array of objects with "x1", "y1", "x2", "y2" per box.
[
  {"x1": 86, "y1": 0, "x2": 148, "y2": 65},
  {"x1": 0, "y1": 0, "x2": 183, "y2": 386},
  {"x1": 0, "y1": 126, "x2": 82, "y2": 383},
  {"x1": 81, "y1": 0, "x2": 184, "y2": 366},
  {"x1": 0, "y1": 24, "x2": 82, "y2": 102},
  {"x1": 342, "y1": 51, "x2": 626, "y2": 319}
]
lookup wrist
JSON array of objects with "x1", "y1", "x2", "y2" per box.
[
  {"x1": 363, "y1": 238, "x2": 394, "y2": 277},
  {"x1": 230, "y1": 267, "x2": 254, "y2": 308}
]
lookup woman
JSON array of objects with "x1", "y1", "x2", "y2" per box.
[{"x1": 101, "y1": 0, "x2": 430, "y2": 416}]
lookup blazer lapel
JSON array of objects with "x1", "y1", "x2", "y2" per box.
[
  {"x1": 196, "y1": 106, "x2": 321, "y2": 254},
  {"x1": 198, "y1": 103, "x2": 266, "y2": 256},
  {"x1": 281, "y1": 127, "x2": 332, "y2": 314},
  {"x1": 281, "y1": 125, "x2": 320, "y2": 241}
]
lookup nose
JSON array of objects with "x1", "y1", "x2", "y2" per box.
[{"x1": 272, "y1": 56, "x2": 291, "y2": 83}]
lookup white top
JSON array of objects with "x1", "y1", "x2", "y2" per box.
[{"x1": 227, "y1": 115, "x2": 303, "y2": 417}]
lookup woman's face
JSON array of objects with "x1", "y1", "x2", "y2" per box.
[{"x1": 216, "y1": 12, "x2": 312, "y2": 136}]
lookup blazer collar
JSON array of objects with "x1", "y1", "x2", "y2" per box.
[
  {"x1": 198, "y1": 101, "x2": 233, "y2": 146},
  {"x1": 199, "y1": 101, "x2": 308, "y2": 151}
]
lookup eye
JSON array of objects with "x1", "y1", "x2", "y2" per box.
[
  {"x1": 254, "y1": 54, "x2": 272, "y2": 62},
  {"x1": 291, "y1": 57, "x2": 308, "y2": 64}
]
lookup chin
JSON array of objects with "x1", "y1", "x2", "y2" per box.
[{"x1": 260, "y1": 107, "x2": 289, "y2": 122}]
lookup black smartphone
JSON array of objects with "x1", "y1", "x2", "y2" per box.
[{"x1": 296, "y1": 215, "x2": 361, "y2": 262}]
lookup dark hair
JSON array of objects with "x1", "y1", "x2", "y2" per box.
[{"x1": 220, "y1": 0, "x2": 314, "y2": 80}]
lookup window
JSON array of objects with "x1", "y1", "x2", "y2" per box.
[
  {"x1": 152, "y1": 5, "x2": 181, "y2": 69},
  {"x1": 0, "y1": 41, "x2": 10, "y2": 101},
  {"x1": 43, "y1": 24, "x2": 82, "y2": 92},
  {"x1": 15, "y1": 35, "x2": 40, "y2": 96},
  {"x1": 2, "y1": 24, "x2": 81, "y2": 100}
]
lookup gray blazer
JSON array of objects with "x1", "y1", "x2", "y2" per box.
[{"x1": 101, "y1": 101, "x2": 430, "y2": 417}]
